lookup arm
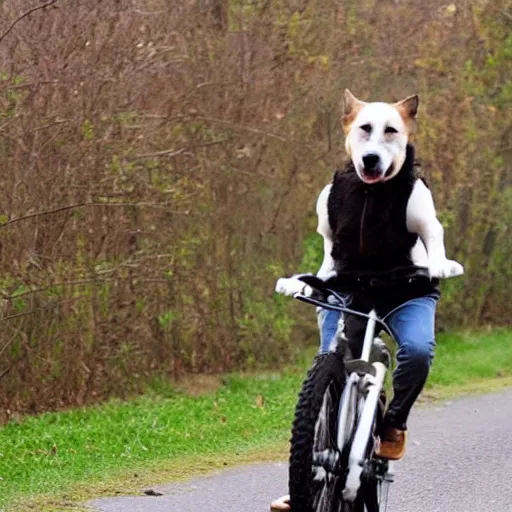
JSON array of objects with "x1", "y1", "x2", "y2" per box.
[
  {"x1": 406, "y1": 179, "x2": 464, "y2": 278},
  {"x1": 275, "y1": 185, "x2": 335, "y2": 296},
  {"x1": 316, "y1": 184, "x2": 336, "y2": 280}
]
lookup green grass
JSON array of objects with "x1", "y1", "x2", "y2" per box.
[
  {"x1": 0, "y1": 363, "x2": 309, "y2": 511},
  {"x1": 428, "y1": 329, "x2": 512, "y2": 388},
  {"x1": 1, "y1": 329, "x2": 511, "y2": 511}
]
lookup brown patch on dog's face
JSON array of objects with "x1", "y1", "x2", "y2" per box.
[
  {"x1": 342, "y1": 89, "x2": 365, "y2": 135},
  {"x1": 394, "y1": 94, "x2": 419, "y2": 137}
]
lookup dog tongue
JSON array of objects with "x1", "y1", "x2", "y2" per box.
[{"x1": 362, "y1": 172, "x2": 382, "y2": 184}]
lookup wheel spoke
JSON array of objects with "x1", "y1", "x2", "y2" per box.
[
  {"x1": 314, "y1": 382, "x2": 337, "y2": 452},
  {"x1": 313, "y1": 475, "x2": 342, "y2": 512},
  {"x1": 289, "y1": 354, "x2": 360, "y2": 512},
  {"x1": 378, "y1": 480, "x2": 390, "y2": 512},
  {"x1": 312, "y1": 381, "x2": 343, "y2": 512}
]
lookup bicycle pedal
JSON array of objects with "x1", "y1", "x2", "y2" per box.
[{"x1": 378, "y1": 469, "x2": 394, "y2": 483}]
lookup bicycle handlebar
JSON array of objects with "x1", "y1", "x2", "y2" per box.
[
  {"x1": 300, "y1": 266, "x2": 433, "y2": 292},
  {"x1": 292, "y1": 265, "x2": 433, "y2": 340}
]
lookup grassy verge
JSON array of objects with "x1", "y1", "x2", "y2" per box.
[
  {"x1": 1, "y1": 329, "x2": 511, "y2": 511},
  {"x1": 428, "y1": 330, "x2": 512, "y2": 387}
]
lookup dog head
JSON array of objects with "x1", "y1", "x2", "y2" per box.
[{"x1": 342, "y1": 89, "x2": 419, "y2": 184}]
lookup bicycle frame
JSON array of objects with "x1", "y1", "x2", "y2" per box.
[
  {"x1": 342, "y1": 309, "x2": 387, "y2": 502},
  {"x1": 294, "y1": 290, "x2": 392, "y2": 504}
]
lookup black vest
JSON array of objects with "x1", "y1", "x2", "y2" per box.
[{"x1": 327, "y1": 145, "x2": 439, "y2": 309}]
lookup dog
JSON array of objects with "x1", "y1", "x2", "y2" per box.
[
  {"x1": 276, "y1": 89, "x2": 464, "y2": 298},
  {"x1": 270, "y1": 90, "x2": 464, "y2": 512}
]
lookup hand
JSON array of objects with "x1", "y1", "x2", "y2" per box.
[
  {"x1": 428, "y1": 258, "x2": 464, "y2": 279},
  {"x1": 275, "y1": 275, "x2": 313, "y2": 297}
]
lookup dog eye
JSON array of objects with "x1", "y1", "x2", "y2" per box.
[
  {"x1": 360, "y1": 124, "x2": 372, "y2": 133},
  {"x1": 385, "y1": 126, "x2": 398, "y2": 134}
]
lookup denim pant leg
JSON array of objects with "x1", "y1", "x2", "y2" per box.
[
  {"x1": 317, "y1": 307, "x2": 342, "y2": 353},
  {"x1": 384, "y1": 296, "x2": 437, "y2": 429}
]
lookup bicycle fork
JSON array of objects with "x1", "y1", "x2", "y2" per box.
[
  {"x1": 342, "y1": 361, "x2": 387, "y2": 502},
  {"x1": 335, "y1": 309, "x2": 388, "y2": 503}
]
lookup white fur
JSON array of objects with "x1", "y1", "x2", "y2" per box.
[
  {"x1": 275, "y1": 276, "x2": 313, "y2": 297},
  {"x1": 346, "y1": 103, "x2": 408, "y2": 184},
  {"x1": 274, "y1": 185, "x2": 335, "y2": 296},
  {"x1": 316, "y1": 184, "x2": 337, "y2": 280},
  {"x1": 406, "y1": 180, "x2": 464, "y2": 278},
  {"x1": 409, "y1": 237, "x2": 429, "y2": 267}
]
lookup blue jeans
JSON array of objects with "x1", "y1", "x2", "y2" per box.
[{"x1": 317, "y1": 296, "x2": 437, "y2": 429}]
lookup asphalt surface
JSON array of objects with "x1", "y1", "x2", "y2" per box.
[{"x1": 89, "y1": 389, "x2": 512, "y2": 512}]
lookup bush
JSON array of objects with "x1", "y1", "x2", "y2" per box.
[{"x1": 0, "y1": 0, "x2": 509, "y2": 415}]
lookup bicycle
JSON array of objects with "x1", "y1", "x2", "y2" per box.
[{"x1": 284, "y1": 266, "x2": 434, "y2": 512}]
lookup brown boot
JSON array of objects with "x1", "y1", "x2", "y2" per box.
[
  {"x1": 270, "y1": 494, "x2": 291, "y2": 511},
  {"x1": 375, "y1": 426, "x2": 407, "y2": 460}
]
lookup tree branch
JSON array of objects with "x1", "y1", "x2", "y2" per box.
[
  {"x1": 131, "y1": 147, "x2": 186, "y2": 160},
  {"x1": 0, "y1": 277, "x2": 175, "y2": 301},
  {"x1": 0, "y1": 364, "x2": 13, "y2": 382},
  {"x1": 0, "y1": 332, "x2": 19, "y2": 359},
  {"x1": 139, "y1": 114, "x2": 288, "y2": 142},
  {"x1": 129, "y1": 138, "x2": 229, "y2": 161},
  {"x1": 0, "y1": 80, "x2": 60, "y2": 90},
  {"x1": 1, "y1": 297, "x2": 83, "y2": 322},
  {"x1": 197, "y1": 116, "x2": 287, "y2": 141},
  {"x1": 0, "y1": 0, "x2": 58, "y2": 45},
  {"x1": 0, "y1": 279, "x2": 115, "y2": 300},
  {"x1": 0, "y1": 201, "x2": 192, "y2": 228}
]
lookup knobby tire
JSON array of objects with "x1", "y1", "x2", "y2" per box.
[{"x1": 289, "y1": 352, "x2": 365, "y2": 512}]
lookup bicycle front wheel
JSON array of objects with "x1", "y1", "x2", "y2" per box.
[{"x1": 289, "y1": 352, "x2": 364, "y2": 512}]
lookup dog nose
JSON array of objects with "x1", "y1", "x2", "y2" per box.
[{"x1": 362, "y1": 153, "x2": 380, "y2": 170}]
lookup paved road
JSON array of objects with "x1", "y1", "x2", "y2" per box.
[{"x1": 89, "y1": 389, "x2": 512, "y2": 512}]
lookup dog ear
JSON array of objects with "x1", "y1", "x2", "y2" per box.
[
  {"x1": 395, "y1": 94, "x2": 419, "y2": 136},
  {"x1": 342, "y1": 89, "x2": 365, "y2": 133},
  {"x1": 395, "y1": 94, "x2": 419, "y2": 119}
]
